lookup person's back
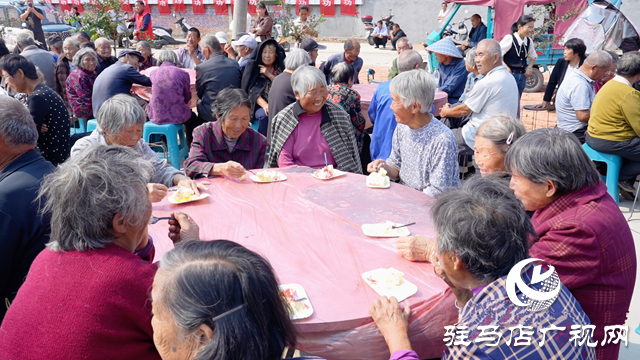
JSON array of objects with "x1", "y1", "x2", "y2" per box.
[
  {"x1": 368, "y1": 80, "x2": 394, "y2": 160},
  {"x1": 21, "y1": 45, "x2": 55, "y2": 88},
  {"x1": 555, "y1": 69, "x2": 594, "y2": 134},
  {"x1": 92, "y1": 61, "x2": 151, "y2": 117},
  {"x1": 587, "y1": 79, "x2": 640, "y2": 141},
  {"x1": 267, "y1": 71, "x2": 295, "y2": 141},
  {"x1": 195, "y1": 53, "x2": 242, "y2": 122},
  {"x1": 148, "y1": 62, "x2": 191, "y2": 125}
]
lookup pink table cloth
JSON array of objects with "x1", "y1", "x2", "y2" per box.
[
  {"x1": 148, "y1": 167, "x2": 457, "y2": 360},
  {"x1": 132, "y1": 67, "x2": 198, "y2": 108}
]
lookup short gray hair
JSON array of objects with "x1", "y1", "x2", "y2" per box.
[
  {"x1": 396, "y1": 37, "x2": 411, "y2": 48},
  {"x1": 389, "y1": 69, "x2": 435, "y2": 114},
  {"x1": 344, "y1": 38, "x2": 359, "y2": 51},
  {"x1": 291, "y1": 65, "x2": 327, "y2": 98},
  {"x1": 95, "y1": 37, "x2": 110, "y2": 47},
  {"x1": 49, "y1": 40, "x2": 63, "y2": 53},
  {"x1": 465, "y1": 48, "x2": 477, "y2": 67},
  {"x1": 96, "y1": 94, "x2": 147, "y2": 135},
  {"x1": 0, "y1": 95, "x2": 38, "y2": 146},
  {"x1": 16, "y1": 31, "x2": 35, "y2": 47},
  {"x1": 617, "y1": 51, "x2": 640, "y2": 77},
  {"x1": 584, "y1": 50, "x2": 612, "y2": 68},
  {"x1": 72, "y1": 47, "x2": 98, "y2": 69},
  {"x1": 137, "y1": 40, "x2": 152, "y2": 52},
  {"x1": 39, "y1": 144, "x2": 153, "y2": 252},
  {"x1": 433, "y1": 176, "x2": 534, "y2": 284},
  {"x1": 213, "y1": 87, "x2": 251, "y2": 122},
  {"x1": 284, "y1": 48, "x2": 311, "y2": 70},
  {"x1": 505, "y1": 127, "x2": 601, "y2": 195},
  {"x1": 477, "y1": 114, "x2": 526, "y2": 156},
  {"x1": 157, "y1": 49, "x2": 181, "y2": 67},
  {"x1": 330, "y1": 61, "x2": 354, "y2": 84},
  {"x1": 397, "y1": 50, "x2": 424, "y2": 72},
  {"x1": 201, "y1": 35, "x2": 221, "y2": 53},
  {"x1": 63, "y1": 37, "x2": 80, "y2": 49},
  {"x1": 478, "y1": 39, "x2": 502, "y2": 62}
]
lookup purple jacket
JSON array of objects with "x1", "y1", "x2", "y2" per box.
[{"x1": 147, "y1": 62, "x2": 192, "y2": 125}]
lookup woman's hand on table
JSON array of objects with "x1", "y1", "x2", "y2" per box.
[
  {"x1": 367, "y1": 159, "x2": 386, "y2": 173},
  {"x1": 432, "y1": 253, "x2": 473, "y2": 308},
  {"x1": 174, "y1": 175, "x2": 201, "y2": 196},
  {"x1": 396, "y1": 234, "x2": 436, "y2": 262},
  {"x1": 369, "y1": 296, "x2": 413, "y2": 354},
  {"x1": 168, "y1": 211, "x2": 200, "y2": 243},
  {"x1": 211, "y1": 161, "x2": 246, "y2": 178},
  {"x1": 147, "y1": 183, "x2": 169, "y2": 202}
]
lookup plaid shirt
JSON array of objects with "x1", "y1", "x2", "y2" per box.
[
  {"x1": 268, "y1": 101, "x2": 362, "y2": 174},
  {"x1": 530, "y1": 181, "x2": 637, "y2": 360},
  {"x1": 54, "y1": 57, "x2": 72, "y2": 112},
  {"x1": 184, "y1": 121, "x2": 267, "y2": 178}
]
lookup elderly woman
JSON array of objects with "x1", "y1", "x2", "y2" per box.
[
  {"x1": 55, "y1": 36, "x2": 79, "y2": 111},
  {"x1": 0, "y1": 144, "x2": 199, "y2": 359},
  {"x1": 137, "y1": 40, "x2": 157, "y2": 71},
  {"x1": 474, "y1": 115, "x2": 525, "y2": 176},
  {"x1": 71, "y1": 94, "x2": 201, "y2": 202},
  {"x1": 506, "y1": 127, "x2": 637, "y2": 360},
  {"x1": 147, "y1": 50, "x2": 192, "y2": 125},
  {"x1": 367, "y1": 70, "x2": 459, "y2": 195},
  {"x1": 267, "y1": 48, "x2": 311, "y2": 141},
  {"x1": 268, "y1": 66, "x2": 362, "y2": 173},
  {"x1": 185, "y1": 88, "x2": 266, "y2": 179},
  {"x1": 66, "y1": 47, "x2": 99, "y2": 120},
  {"x1": 151, "y1": 240, "x2": 297, "y2": 360},
  {"x1": 370, "y1": 176, "x2": 595, "y2": 360},
  {"x1": 327, "y1": 61, "x2": 366, "y2": 154},
  {"x1": 0, "y1": 54, "x2": 69, "y2": 165},
  {"x1": 241, "y1": 38, "x2": 285, "y2": 136}
]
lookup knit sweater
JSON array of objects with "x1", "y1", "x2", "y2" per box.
[{"x1": 0, "y1": 244, "x2": 161, "y2": 360}]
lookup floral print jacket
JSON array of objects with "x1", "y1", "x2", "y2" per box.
[
  {"x1": 66, "y1": 68, "x2": 98, "y2": 119},
  {"x1": 327, "y1": 83, "x2": 366, "y2": 153}
]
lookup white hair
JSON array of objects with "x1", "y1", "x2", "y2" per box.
[
  {"x1": 389, "y1": 69, "x2": 436, "y2": 114},
  {"x1": 63, "y1": 37, "x2": 80, "y2": 49},
  {"x1": 284, "y1": 49, "x2": 311, "y2": 71},
  {"x1": 291, "y1": 66, "x2": 327, "y2": 98}
]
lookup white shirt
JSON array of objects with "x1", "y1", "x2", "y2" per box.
[
  {"x1": 499, "y1": 33, "x2": 538, "y2": 60},
  {"x1": 555, "y1": 69, "x2": 594, "y2": 132},
  {"x1": 372, "y1": 25, "x2": 388, "y2": 37},
  {"x1": 461, "y1": 65, "x2": 519, "y2": 149},
  {"x1": 612, "y1": 74, "x2": 632, "y2": 86}
]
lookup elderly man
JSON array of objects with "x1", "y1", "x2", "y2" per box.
[
  {"x1": 300, "y1": 37, "x2": 325, "y2": 67},
  {"x1": 47, "y1": 35, "x2": 62, "y2": 63},
  {"x1": 177, "y1": 27, "x2": 205, "y2": 70},
  {"x1": 426, "y1": 37, "x2": 468, "y2": 104},
  {"x1": 371, "y1": 21, "x2": 388, "y2": 49},
  {"x1": 387, "y1": 37, "x2": 412, "y2": 80},
  {"x1": 389, "y1": 23, "x2": 406, "y2": 51},
  {"x1": 0, "y1": 96, "x2": 55, "y2": 321},
  {"x1": 370, "y1": 50, "x2": 429, "y2": 160},
  {"x1": 95, "y1": 37, "x2": 118, "y2": 73},
  {"x1": 195, "y1": 35, "x2": 242, "y2": 128},
  {"x1": 75, "y1": 31, "x2": 91, "y2": 45},
  {"x1": 319, "y1": 38, "x2": 363, "y2": 84},
  {"x1": 555, "y1": 51, "x2": 612, "y2": 143},
  {"x1": 91, "y1": 49, "x2": 151, "y2": 117},
  {"x1": 586, "y1": 52, "x2": 640, "y2": 199},
  {"x1": 20, "y1": 0, "x2": 45, "y2": 49},
  {"x1": 440, "y1": 39, "x2": 518, "y2": 152},
  {"x1": 230, "y1": 34, "x2": 257, "y2": 72},
  {"x1": 460, "y1": 14, "x2": 487, "y2": 52},
  {"x1": 16, "y1": 31, "x2": 55, "y2": 88}
]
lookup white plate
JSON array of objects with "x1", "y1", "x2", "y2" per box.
[
  {"x1": 362, "y1": 268, "x2": 418, "y2": 302},
  {"x1": 279, "y1": 284, "x2": 314, "y2": 320},
  {"x1": 311, "y1": 169, "x2": 347, "y2": 180},
  {"x1": 366, "y1": 176, "x2": 390, "y2": 188},
  {"x1": 168, "y1": 193, "x2": 210, "y2": 205},
  {"x1": 249, "y1": 173, "x2": 288, "y2": 183},
  {"x1": 361, "y1": 222, "x2": 411, "y2": 238}
]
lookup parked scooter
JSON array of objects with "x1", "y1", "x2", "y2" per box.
[
  {"x1": 442, "y1": 17, "x2": 470, "y2": 46},
  {"x1": 173, "y1": 12, "x2": 192, "y2": 38},
  {"x1": 361, "y1": 9, "x2": 394, "y2": 47}
]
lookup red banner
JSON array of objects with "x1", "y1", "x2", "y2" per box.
[
  {"x1": 320, "y1": 0, "x2": 335, "y2": 17},
  {"x1": 248, "y1": 0, "x2": 257, "y2": 15},
  {"x1": 340, "y1": 0, "x2": 355, "y2": 16},
  {"x1": 295, "y1": 0, "x2": 307, "y2": 15},
  {"x1": 158, "y1": 0, "x2": 171, "y2": 14},
  {"x1": 214, "y1": 0, "x2": 227, "y2": 15},
  {"x1": 192, "y1": 0, "x2": 205, "y2": 14},
  {"x1": 70, "y1": 0, "x2": 84, "y2": 12},
  {"x1": 59, "y1": 0, "x2": 70, "y2": 12},
  {"x1": 121, "y1": 0, "x2": 132, "y2": 13},
  {"x1": 173, "y1": 0, "x2": 186, "y2": 13},
  {"x1": 43, "y1": 0, "x2": 52, "y2": 5}
]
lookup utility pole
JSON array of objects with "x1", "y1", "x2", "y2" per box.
[{"x1": 232, "y1": 0, "x2": 248, "y2": 39}]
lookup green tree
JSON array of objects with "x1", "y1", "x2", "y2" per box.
[
  {"x1": 78, "y1": 0, "x2": 126, "y2": 53},
  {"x1": 530, "y1": 0, "x2": 584, "y2": 50},
  {"x1": 278, "y1": 1, "x2": 326, "y2": 44}
]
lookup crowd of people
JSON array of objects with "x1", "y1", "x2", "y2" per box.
[{"x1": 0, "y1": 4, "x2": 638, "y2": 360}]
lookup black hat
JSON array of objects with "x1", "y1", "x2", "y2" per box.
[
  {"x1": 47, "y1": 35, "x2": 62, "y2": 44},
  {"x1": 117, "y1": 49, "x2": 144, "y2": 61},
  {"x1": 300, "y1": 38, "x2": 327, "y2": 52}
]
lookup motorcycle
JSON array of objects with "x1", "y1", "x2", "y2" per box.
[
  {"x1": 361, "y1": 9, "x2": 394, "y2": 47},
  {"x1": 173, "y1": 12, "x2": 192, "y2": 39},
  {"x1": 442, "y1": 17, "x2": 470, "y2": 46}
]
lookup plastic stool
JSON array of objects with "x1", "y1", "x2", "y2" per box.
[
  {"x1": 636, "y1": 323, "x2": 640, "y2": 335},
  {"x1": 143, "y1": 122, "x2": 189, "y2": 169},
  {"x1": 86, "y1": 119, "x2": 97, "y2": 132},
  {"x1": 70, "y1": 118, "x2": 87, "y2": 135},
  {"x1": 582, "y1": 143, "x2": 622, "y2": 204}
]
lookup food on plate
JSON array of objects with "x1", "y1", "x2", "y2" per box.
[
  {"x1": 170, "y1": 186, "x2": 197, "y2": 203},
  {"x1": 313, "y1": 165, "x2": 334, "y2": 179},
  {"x1": 367, "y1": 168, "x2": 389, "y2": 187},
  {"x1": 365, "y1": 268, "x2": 405, "y2": 290},
  {"x1": 239, "y1": 175, "x2": 246, "y2": 181},
  {"x1": 257, "y1": 170, "x2": 279, "y2": 182},
  {"x1": 280, "y1": 287, "x2": 310, "y2": 315}
]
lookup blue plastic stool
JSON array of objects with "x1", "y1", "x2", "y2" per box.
[
  {"x1": 143, "y1": 122, "x2": 189, "y2": 169},
  {"x1": 70, "y1": 118, "x2": 87, "y2": 135},
  {"x1": 582, "y1": 143, "x2": 623, "y2": 204},
  {"x1": 636, "y1": 323, "x2": 640, "y2": 335},
  {"x1": 86, "y1": 119, "x2": 97, "y2": 132}
]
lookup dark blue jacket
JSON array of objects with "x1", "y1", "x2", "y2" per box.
[
  {"x1": 468, "y1": 23, "x2": 487, "y2": 48},
  {"x1": 92, "y1": 61, "x2": 152, "y2": 118},
  {"x1": 196, "y1": 52, "x2": 242, "y2": 122}
]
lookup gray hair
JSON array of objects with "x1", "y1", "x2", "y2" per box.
[
  {"x1": 0, "y1": 95, "x2": 38, "y2": 146},
  {"x1": 343, "y1": 38, "x2": 359, "y2": 51},
  {"x1": 284, "y1": 48, "x2": 311, "y2": 71},
  {"x1": 72, "y1": 47, "x2": 98, "y2": 69},
  {"x1": 95, "y1": 37, "x2": 110, "y2": 47},
  {"x1": 137, "y1": 40, "x2": 152, "y2": 52},
  {"x1": 396, "y1": 37, "x2": 411, "y2": 49},
  {"x1": 465, "y1": 48, "x2": 477, "y2": 67},
  {"x1": 16, "y1": 31, "x2": 35, "y2": 47},
  {"x1": 505, "y1": 127, "x2": 601, "y2": 195},
  {"x1": 291, "y1": 65, "x2": 327, "y2": 98},
  {"x1": 433, "y1": 176, "x2": 534, "y2": 284},
  {"x1": 584, "y1": 50, "x2": 612, "y2": 68},
  {"x1": 389, "y1": 69, "x2": 435, "y2": 114},
  {"x1": 617, "y1": 51, "x2": 640, "y2": 77},
  {"x1": 96, "y1": 94, "x2": 147, "y2": 135},
  {"x1": 478, "y1": 39, "x2": 503, "y2": 62},
  {"x1": 63, "y1": 37, "x2": 80, "y2": 49},
  {"x1": 157, "y1": 49, "x2": 181, "y2": 67},
  {"x1": 213, "y1": 87, "x2": 251, "y2": 122},
  {"x1": 49, "y1": 40, "x2": 63, "y2": 53},
  {"x1": 201, "y1": 35, "x2": 222, "y2": 53},
  {"x1": 397, "y1": 50, "x2": 424, "y2": 72},
  {"x1": 39, "y1": 144, "x2": 153, "y2": 252},
  {"x1": 330, "y1": 61, "x2": 354, "y2": 84},
  {"x1": 476, "y1": 114, "x2": 526, "y2": 156},
  {"x1": 605, "y1": 51, "x2": 619, "y2": 65}
]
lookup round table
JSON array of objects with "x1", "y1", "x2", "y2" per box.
[
  {"x1": 131, "y1": 66, "x2": 198, "y2": 108},
  {"x1": 148, "y1": 167, "x2": 457, "y2": 360}
]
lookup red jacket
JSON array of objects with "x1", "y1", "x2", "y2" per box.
[
  {"x1": 530, "y1": 181, "x2": 636, "y2": 360},
  {"x1": 134, "y1": 10, "x2": 154, "y2": 40},
  {"x1": 0, "y1": 244, "x2": 161, "y2": 360}
]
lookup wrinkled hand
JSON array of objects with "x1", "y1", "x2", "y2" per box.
[
  {"x1": 168, "y1": 211, "x2": 200, "y2": 243},
  {"x1": 525, "y1": 67, "x2": 533, "y2": 78},
  {"x1": 40, "y1": 123, "x2": 49, "y2": 133},
  {"x1": 219, "y1": 161, "x2": 246, "y2": 178},
  {"x1": 258, "y1": 65, "x2": 268, "y2": 76},
  {"x1": 367, "y1": 159, "x2": 386, "y2": 173},
  {"x1": 396, "y1": 234, "x2": 436, "y2": 262},
  {"x1": 224, "y1": 43, "x2": 235, "y2": 57},
  {"x1": 147, "y1": 183, "x2": 169, "y2": 202},
  {"x1": 369, "y1": 296, "x2": 413, "y2": 353},
  {"x1": 529, "y1": 101, "x2": 548, "y2": 110},
  {"x1": 176, "y1": 177, "x2": 200, "y2": 196},
  {"x1": 439, "y1": 103, "x2": 451, "y2": 117},
  {"x1": 432, "y1": 253, "x2": 473, "y2": 308}
]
